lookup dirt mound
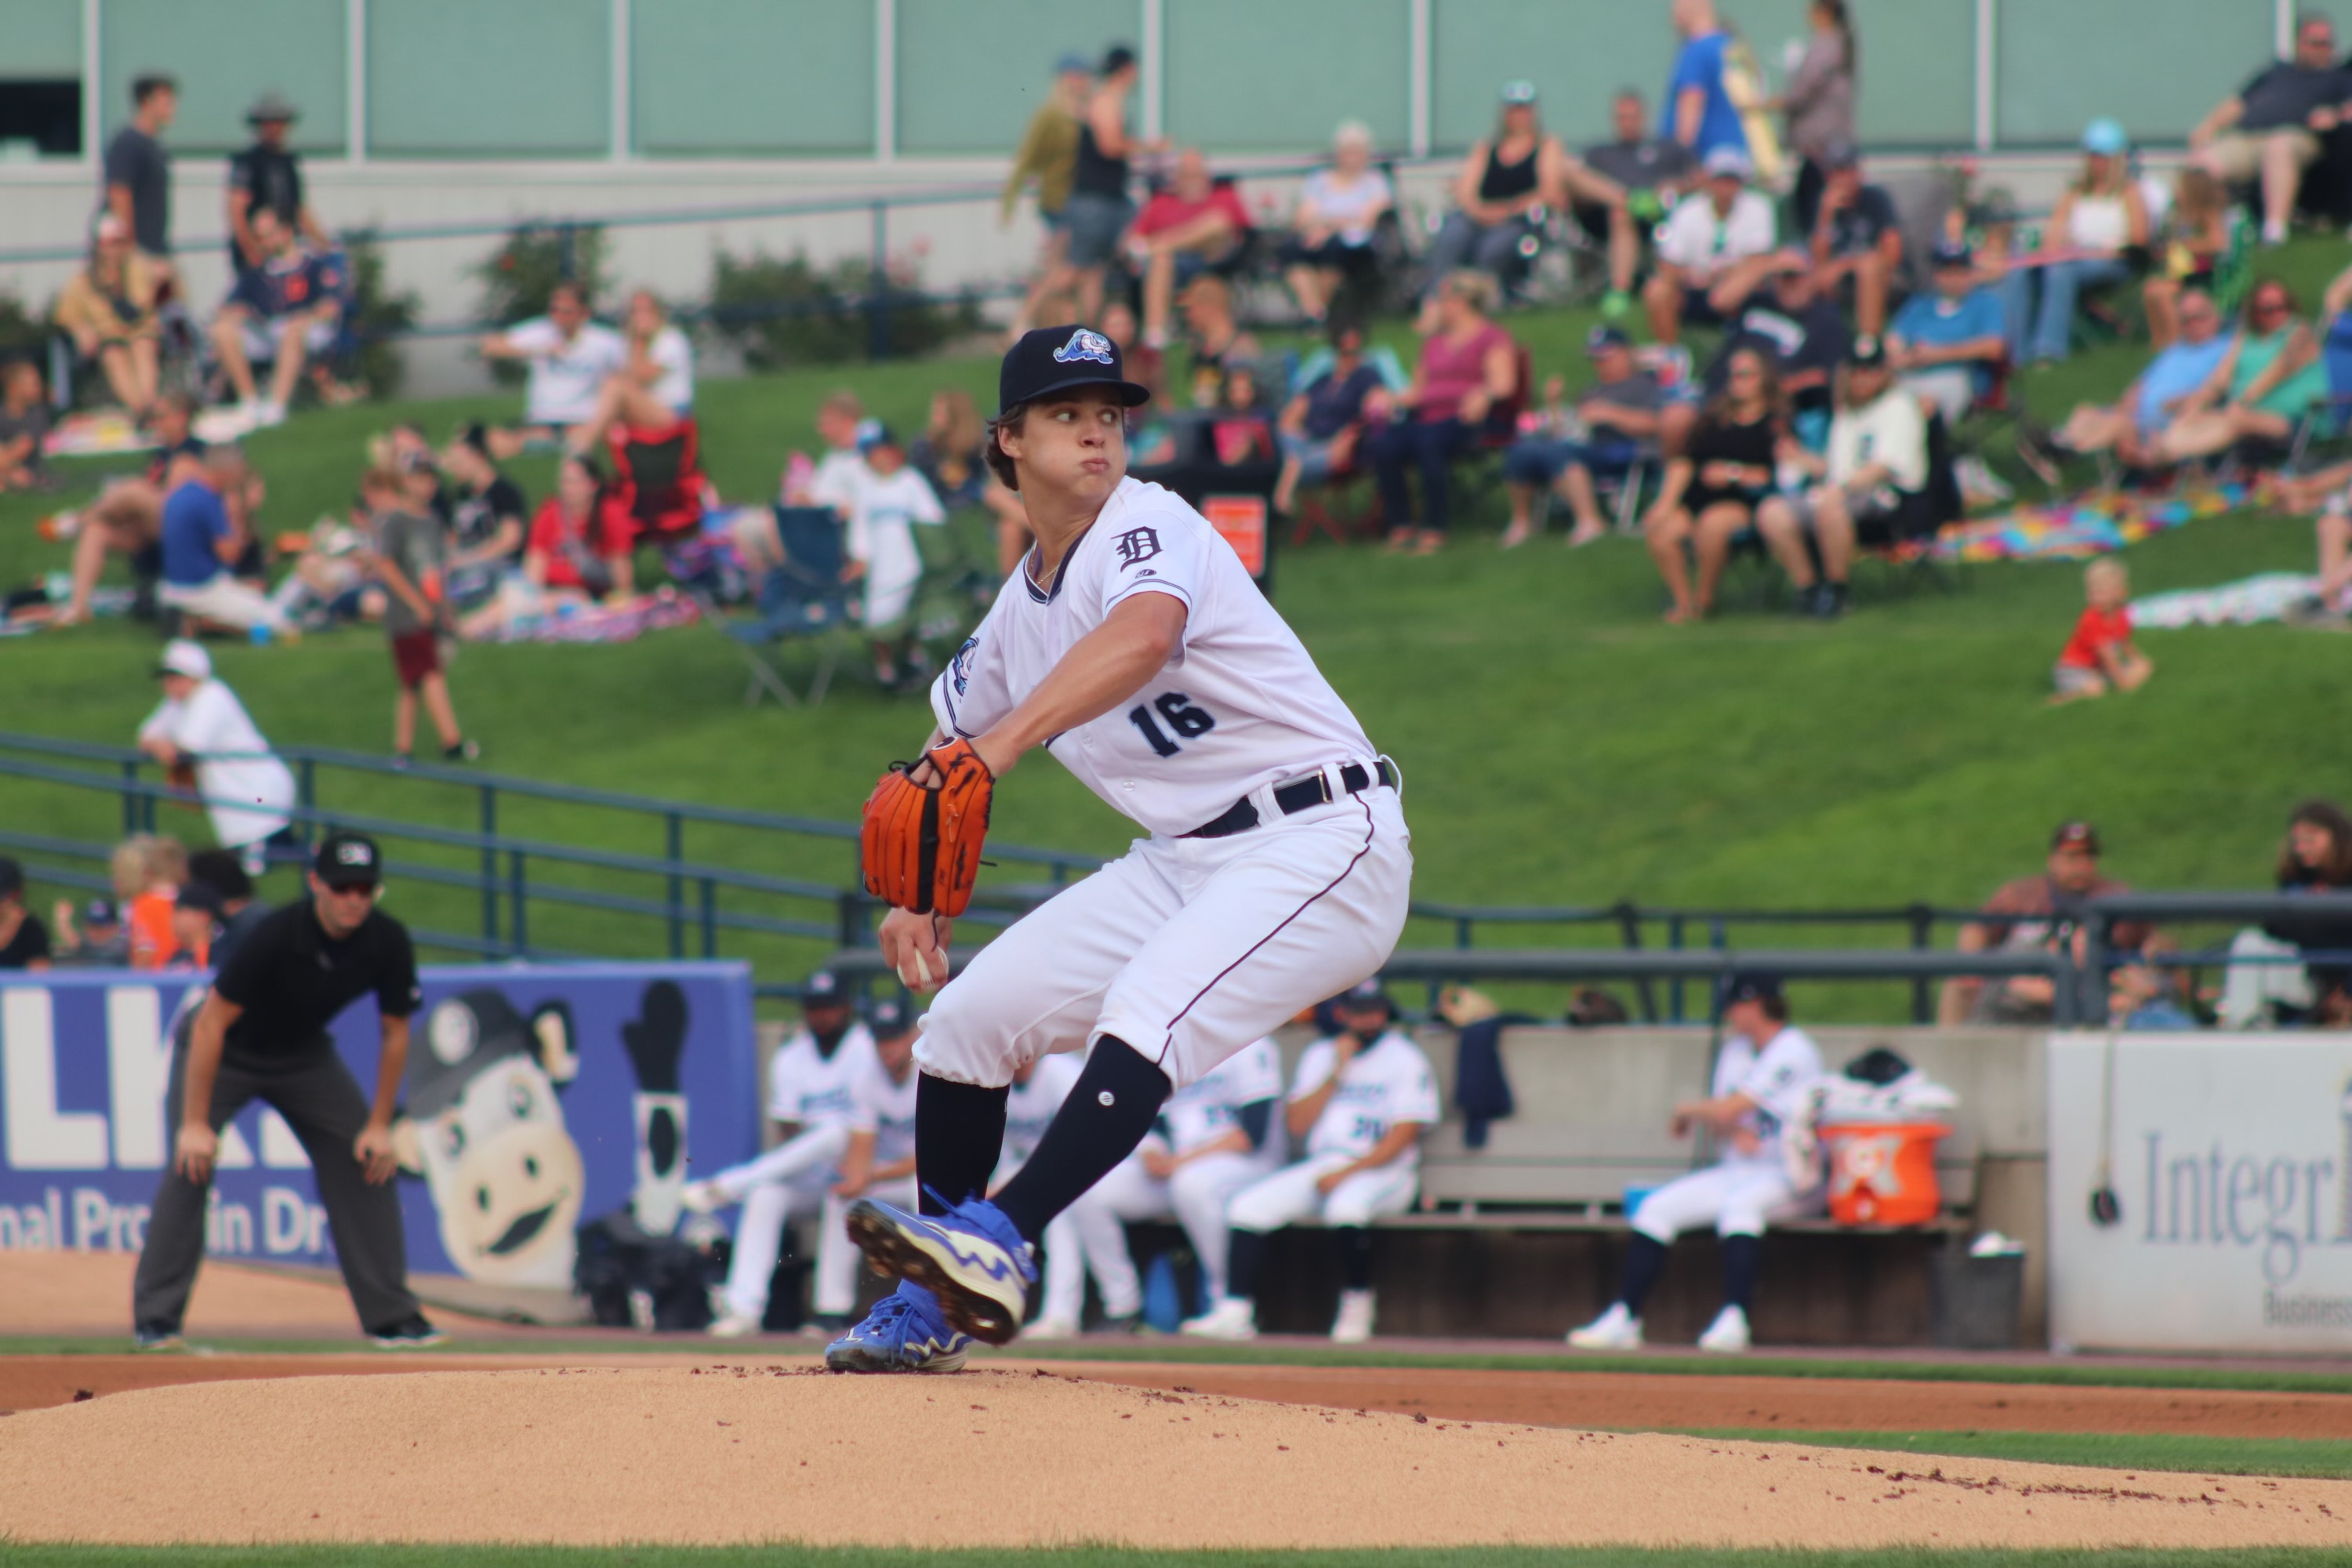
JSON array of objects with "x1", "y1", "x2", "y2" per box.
[{"x1": 2, "y1": 1366, "x2": 2347, "y2": 1550}]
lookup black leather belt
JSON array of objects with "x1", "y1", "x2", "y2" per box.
[{"x1": 1182, "y1": 759, "x2": 1396, "y2": 840}]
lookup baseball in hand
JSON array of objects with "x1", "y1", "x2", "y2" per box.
[{"x1": 898, "y1": 944, "x2": 944, "y2": 992}]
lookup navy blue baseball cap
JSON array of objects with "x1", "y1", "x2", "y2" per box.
[
  {"x1": 802, "y1": 968, "x2": 845, "y2": 1004},
  {"x1": 1586, "y1": 325, "x2": 1632, "y2": 355},
  {"x1": 869, "y1": 998, "x2": 915, "y2": 1039},
  {"x1": 999, "y1": 325, "x2": 1152, "y2": 416},
  {"x1": 1336, "y1": 978, "x2": 1395, "y2": 1014},
  {"x1": 1722, "y1": 974, "x2": 1784, "y2": 1006}
]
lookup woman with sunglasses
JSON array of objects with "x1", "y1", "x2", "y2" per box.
[
  {"x1": 2146, "y1": 280, "x2": 2325, "y2": 464},
  {"x1": 1642, "y1": 344, "x2": 1784, "y2": 622}
]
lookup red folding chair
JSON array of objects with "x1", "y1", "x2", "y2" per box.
[{"x1": 604, "y1": 417, "x2": 713, "y2": 544}]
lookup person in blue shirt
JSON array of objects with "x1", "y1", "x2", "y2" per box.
[
  {"x1": 1272, "y1": 320, "x2": 1388, "y2": 514},
  {"x1": 1887, "y1": 242, "x2": 2009, "y2": 419},
  {"x1": 1664, "y1": 0, "x2": 1751, "y2": 162},
  {"x1": 2018, "y1": 289, "x2": 2233, "y2": 481},
  {"x1": 156, "y1": 444, "x2": 296, "y2": 639}
]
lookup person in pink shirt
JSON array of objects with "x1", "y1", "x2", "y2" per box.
[
  {"x1": 1367, "y1": 270, "x2": 1519, "y2": 554},
  {"x1": 1125, "y1": 148, "x2": 1252, "y2": 346}
]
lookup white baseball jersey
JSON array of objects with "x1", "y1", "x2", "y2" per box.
[
  {"x1": 931, "y1": 477, "x2": 1380, "y2": 837},
  {"x1": 764, "y1": 1024, "x2": 878, "y2": 1128},
  {"x1": 1710, "y1": 1024, "x2": 1824, "y2": 1167},
  {"x1": 1001, "y1": 1052, "x2": 1083, "y2": 1163},
  {"x1": 846, "y1": 1057, "x2": 920, "y2": 1166},
  {"x1": 1292, "y1": 1030, "x2": 1440, "y2": 1166},
  {"x1": 1158, "y1": 1036, "x2": 1285, "y2": 1157}
]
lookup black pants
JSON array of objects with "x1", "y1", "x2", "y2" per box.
[{"x1": 132, "y1": 1038, "x2": 419, "y2": 1334}]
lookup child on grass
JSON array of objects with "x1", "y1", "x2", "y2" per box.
[
  {"x1": 2051, "y1": 557, "x2": 2152, "y2": 702},
  {"x1": 841, "y1": 425, "x2": 944, "y2": 688},
  {"x1": 360, "y1": 465, "x2": 477, "y2": 764}
]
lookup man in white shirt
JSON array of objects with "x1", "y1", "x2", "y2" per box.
[
  {"x1": 1044, "y1": 1034, "x2": 1286, "y2": 1336},
  {"x1": 1756, "y1": 336, "x2": 1936, "y2": 620},
  {"x1": 478, "y1": 281, "x2": 626, "y2": 451},
  {"x1": 825, "y1": 325, "x2": 1410, "y2": 1374},
  {"x1": 812, "y1": 1000, "x2": 921, "y2": 1332},
  {"x1": 681, "y1": 970, "x2": 876, "y2": 1337},
  {"x1": 1183, "y1": 983, "x2": 1436, "y2": 1344},
  {"x1": 1644, "y1": 147, "x2": 1780, "y2": 346},
  {"x1": 1568, "y1": 975, "x2": 1825, "y2": 1354},
  {"x1": 566, "y1": 289, "x2": 696, "y2": 453},
  {"x1": 136, "y1": 640, "x2": 297, "y2": 876}
]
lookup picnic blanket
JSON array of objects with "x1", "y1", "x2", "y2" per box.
[
  {"x1": 1931, "y1": 482, "x2": 2248, "y2": 563},
  {"x1": 2132, "y1": 572, "x2": 2333, "y2": 628},
  {"x1": 41, "y1": 410, "x2": 160, "y2": 459},
  {"x1": 488, "y1": 586, "x2": 701, "y2": 644}
]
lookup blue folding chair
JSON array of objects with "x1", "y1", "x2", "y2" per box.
[{"x1": 718, "y1": 505, "x2": 855, "y2": 707}]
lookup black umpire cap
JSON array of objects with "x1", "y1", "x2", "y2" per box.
[
  {"x1": 314, "y1": 831, "x2": 383, "y2": 889},
  {"x1": 999, "y1": 325, "x2": 1153, "y2": 416}
]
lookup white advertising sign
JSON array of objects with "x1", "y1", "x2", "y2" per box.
[{"x1": 2049, "y1": 1030, "x2": 2352, "y2": 1353}]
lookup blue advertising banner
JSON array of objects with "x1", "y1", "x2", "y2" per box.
[{"x1": 0, "y1": 964, "x2": 762, "y2": 1289}]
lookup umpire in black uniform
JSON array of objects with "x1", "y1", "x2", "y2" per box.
[{"x1": 132, "y1": 832, "x2": 441, "y2": 1349}]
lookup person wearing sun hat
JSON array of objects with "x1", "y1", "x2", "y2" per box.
[
  {"x1": 227, "y1": 89, "x2": 326, "y2": 276},
  {"x1": 1997, "y1": 117, "x2": 2150, "y2": 367}
]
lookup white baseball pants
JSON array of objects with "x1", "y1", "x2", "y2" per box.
[
  {"x1": 1630, "y1": 1160, "x2": 1820, "y2": 1244},
  {"x1": 916, "y1": 790, "x2": 1410, "y2": 1091},
  {"x1": 1228, "y1": 1151, "x2": 1419, "y2": 1233},
  {"x1": 1067, "y1": 1149, "x2": 1276, "y2": 1314},
  {"x1": 815, "y1": 1173, "x2": 918, "y2": 1316},
  {"x1": 713, "y1": 1122, "x2": 852, "y2": 1322}
]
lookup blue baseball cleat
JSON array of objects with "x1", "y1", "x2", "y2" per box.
[
  {"x1": 824, "y1": 1281, "x2": 972, "y2": 1374},
  {"x1": 844, "y1": 1196, "x2": 1036, "y2": 1345}
]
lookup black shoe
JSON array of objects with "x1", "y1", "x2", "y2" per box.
[
  {"x1": 1792, "y1": 583, "x2": 1826, "y2": 618},
  {"x1": 368, "y1": 1313, "x2": 446, "y2": 1349},
  {"x1": 133, "y1": 1323, "x2": 186, "y2": 1352},
  {"x1": 1814, "y1": 583, "x2": 1849, "y2": 619},
  {"x1": 442, "y1": 739, "x2": 480, "y2": 763}
]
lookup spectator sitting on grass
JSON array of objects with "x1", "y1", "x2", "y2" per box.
[
  {"x1": 911, "y1": 388, "x2": 989, "y2": 512},
  {"x1": 1644, "y1": 345, "x2": 1782, "y2": 622},
  {"x1": 1806, "y1": 143, "x2": 1903, "y2": 338},
  {"x1": 209, "y1": 208, "x2": 340, "y2": 430},
  {"x1": 463, "y1": 454, "x2": 633, "y2": 639},
  {"x1": 1757, "y1": 336, "x2": 1933, "y2": 620},
  {"x1": 1273, "y1": 320, "x2": 1384, "y2": 514},
  {"x1": 729, "y1": 389, "x2": 870, "y2": 582},
  {"x1": 1645, "y1": 148, "x2": 1780, "y2": 347},
  {"x1": 1178, "y1": 275, "x2": 1264, "y2": 410},
  {"x1": 1279, "y1": 122, "x2": 1396, "y2": 327},
  {"x1": 841, "y1": 425, "x2": 944, "y2": 689},
  {"x1": 2220, "y1": 800, "x2": 2352, "y2": 1029},
  {"x1": 2017, "y1": 289, "x2": 2232, "y2": 481},
  {"x1": 0, "y1": 858, "x2": 52, "y2": 971},
  {"x1": 48, "y1": 390, "x2": 205, "y2": 627},
  {"x1": 53, "y1": 214, "x2": 162, "y2": 418},
  {"x1": 2140, "y1": 278, "x2": 2325, "y2": 466},
  {"x1": 440, "y1": 425, "x2": 529, "y2": 613},
  {"x1": 0, "y1": 358, "x2": 53, "y2": 492},
  {"x1": 567, "y1": 289, "x2": 694, "y2": 455},
  {"x1": 1997, "y1": 120, "x2": 2148, "y2": 369},
  {"x1": 2049, "y1": 558, "x2": 2151, "y2": 705},
  {"x1": 2143, "y1": 167, "x2": 2232, "y2": 350},
  {"x1": 1707, "y1": 253, "x2": 1851, "y2": 438},
  {"x1": 1938, "y1": 822, "x2": 2154, "y2": 1026},
  {"x1": 1581, "y1": 89, "x2": 1695, "y2": 231},
  {"x1": 157, "y1": 445, "x2": 294, "y2": 640},
  {"x1": 477, "y1": 281, "x2": 626, "y2": 457},
  {"x1": 1501, "y1": 325, "x2": 1671, "y2": 549},
  {"x1": 1126, "y1": 148, "x2": 1250, "y2": 348},
  {"x1": 1888, "y1": 241, "x2": 2007, "y2": 420},
  {"x1": 1369, "y1": 270, "x2": 1518, "y2": 557},
  {"x1": 2188, "y1": 13, "x2": 2352, "y2": 247}
]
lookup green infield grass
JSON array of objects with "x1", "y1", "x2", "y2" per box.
[
  {"x1": 5, "y1": 243, "x2": 2351, "y2": 1015},
  {"x1": 1653, "y1": 1428, "x2": 2352, "y2": 1478}
]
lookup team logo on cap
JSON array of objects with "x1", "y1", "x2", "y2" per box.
[
  {"x1": 1051, "y1": 328, "x2": 1116, "y2": 367},
  {"x1": 337, "y1": 842, "x2": 373, "y2": 866}
]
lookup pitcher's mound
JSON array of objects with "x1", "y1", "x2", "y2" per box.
[{"x1": 2, "y1": 1365, "x2": 2347, "y2": 1551}]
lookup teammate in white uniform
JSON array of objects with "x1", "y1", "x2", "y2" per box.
[
  {"x1": 813, "y1": 1000, "x2": 920, "y2": 1328},
  {"x1": 1568, "y1": 975, "x2": 1825, "y2": 1354},
  {"x1": 1185, "y1": 983, "x2": 1437, "y2": 1344},
  {"x1": 825, "y1": 325, "x2": 1413, "y2": 1374},
  {"x1": 1044, "y1": 1036, "x2": 1287, "y2": 1336},
  {"x1": 681, "y1": 970, "x2": 877, "y2": 1337}
]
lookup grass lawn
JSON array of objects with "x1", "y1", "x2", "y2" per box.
[
  {"x1": 5, "y1": 245, "x2": 2349, "y2": 1012},
  {"x1": 5, "y1": 1548, "x2": 2351, "y2": 1566},
  {"x1": 1657, "y1": 1427, "x2": 2352, "y2": 1479}
]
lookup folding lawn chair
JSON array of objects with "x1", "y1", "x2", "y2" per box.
[{"x1": 715, "y1": 505, "x2": 855, "y2": 708}]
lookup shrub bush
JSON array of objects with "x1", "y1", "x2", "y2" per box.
[
  {"x1": 705, "y1": 249, "x2": 982, "y2": 371},
  {"x1": 472, "y1": 223, "x2": 614, "y2": 384},
  {"x1": 339, "y1": 232, "x2": 419, "y2": 401}
]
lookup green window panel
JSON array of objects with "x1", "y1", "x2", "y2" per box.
[
  {"x1": 1996, "y1": 0, "x2": 2274, "y2": 147},
  {"x1": 897, "y1": 0, "x2": 1138, "y2": 154},
  {"x1": 1164, "y1": 0, "x2": 1409, "y2": 153},
  {"x1": 635, "y1": 0, "x2": 874, "y2": 155},
  {"x1": 368, "y1": 0, "x2": 607, "y2": 158},
  {"x1": 1433, "y1": 0, "x2": 1680, "y2": 151},
  {"x1": 3, "y1": 0, "x2": 82, "y2": 76},
  {"x1": 101, "y1": 0, "x2": 346, "y2": 154},
  {"x1": 1847, "y1": 0, "x2": 1973, "y2": 148}
]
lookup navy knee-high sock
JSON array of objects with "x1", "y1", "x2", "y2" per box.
[
  {"x1": 991, "y1": 1037, "x2": 1171, "y2": 1243},
  {"x1": 1339, "y1": 1227, "x2": 1374, "y2": 1292},
  {"x1": 1225, "y1": 1229, "x2": 1269, "y2": 1302},
  {"x1": 1720, "y1": 1233, "x2": 1762, "y2": 1313},
  {"x1": 1617, "y1": 1232, "x2": 1668, "y2": 1314},
  {"x1": 914, "y1": 1072, "x2": 1009, "y2": 1218}
]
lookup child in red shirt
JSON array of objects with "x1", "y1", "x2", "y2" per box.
[{"x1": 2052, "y1": 557, "x2": 2152, "y2": 702}]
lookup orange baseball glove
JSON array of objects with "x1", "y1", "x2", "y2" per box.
[{"x1": 861, "y1": 737, "x2": 995, "y2": 917}]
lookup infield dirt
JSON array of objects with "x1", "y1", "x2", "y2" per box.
[{"x1": 2, "y1": 1364, "x2": 2350, "y2": 1551}]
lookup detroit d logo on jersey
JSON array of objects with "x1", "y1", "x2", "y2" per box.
[
  {"x1": 1113, "y1": 527, "x2": 1162, "y2": 568},
  {"x1": 1051, "y1": 327, "x2": 1117, "y2": 366}
]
